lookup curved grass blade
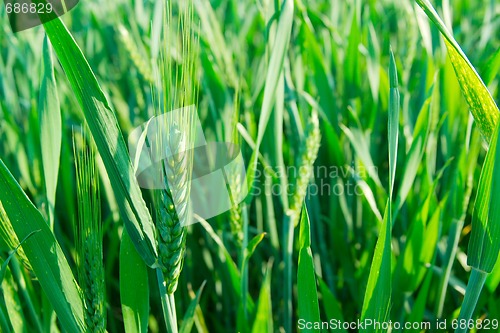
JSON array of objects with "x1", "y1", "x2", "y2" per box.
[
  {"x1": 251, "y1": 262, "x2": 273, "y2": 333},
  {"x1": 468, "y1": 119, "x2": 500, "y2": 272},
  {"x1": 40, "y1": 16, "x2": 158, "y2": 267},
  {"x1": 179, "y1": 282, "x2": 206, "y2": 333},
  {"x1": 388, "y1": 48, "x2": 399, "y2": 200},
  {"x1": 361, "y1": 49, "x2": 399, "y2": 331},
  {"x1": 38, "y1": 35, "x2": 61, "y2": 229},
  {"x1": 297, "y1": 207, "x2": 320, "y2": 333},
  {"x1": 195, "y1": 215, "x2": 255, "y2": 312},
  {"x1": 415, "y1": 0, "x2": 499, "y2": 143},
  {"x1": 245, "y1": 0, "x2": 294, "y2": 198},
  {"x1": 120, "y1": 231, "x2": 149, "y2": 333},
  {"x1": 318, "y1": 278, "x2": 346, "y2": 333},
  {"x1": 455, "y1": 113, "x2": 500, "y2": 332},
  {"x1": 0, "y1": 159, "x2": 85, "y2": 333},
  {"x1": 360, "y1": 203, "x2": 391, "y2": 333}
]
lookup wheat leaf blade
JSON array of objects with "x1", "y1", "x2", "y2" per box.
[
  {"x1": 468, "y1": 114, "x2": 500, "y2": 272},
  {"x1": 40, "y1": 17, "x2": 158, "y2": 267},
  {"x1": 245, "y1": 0, "x2": 294, "y2": 196},
  {"x1": 38, "y1": 35, "x2": 61, "y2": 228},
  {"x1": 0, "y1": 159, "x2": 85, "y2": 333},
  {"x1": 179, "y1": 282, "x2": 206, "y2": 333},
  {"x1": 415, "y1": 0, "x2": 499, "y2": 142},
  {"x1": 297, "y1": 208, "x2": 321, "y2": 332},
  {"x1": 120, "y1": 231, "x2": 150, "y2": 333}
]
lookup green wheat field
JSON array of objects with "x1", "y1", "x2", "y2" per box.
[{"x1": 0, "y1": 0, "x2": 499, "y2": 332}]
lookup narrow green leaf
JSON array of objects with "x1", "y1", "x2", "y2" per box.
[
  {"x1": 405, "y1": 270, "x2": 433, "y2": 332},
  {"x1": 468, "y1": 119, "x2": 500, "y2": 272},
  {"x1": 38, "y1": 35, "x2": 61, "y2": 228},
  {"x1": 179, "y1": 282, "x2": 206, "y2": 333},
  {"x1": 318, "y1": 278, "x2": 347, "y2": 333},
  {"x1": 456, "y1": 269, "x2": 488, "y2": 333},
  {"x1": 297, "y1": 208, "x2": 320, "y2": 332},
  {"x1": 196, "y1": 216, "x2": 255, "y2": 313},
  {"x1": 388, "y1": 47, "x2": 400, "y2": 199},
  {"x1": 40, "y1": 16, "x2": 158, "y2": 267},
  {"x1": 245, "y1": 0, "x2": 294, "y2": 198},
  {"x1": 415, "y1": 0, "x2": 499, "y2": 142},
  {"x1": 251, "y1": 263, "x2": 273, "y2": 333},
  {"x1": 395, "y1": 85, "x2": 434, "y2": 211},
  {"x1": 360, "y1": 203, "x2": 391, "y2": 332},
  {"x1": 242, "y1": 233, "x2": 266, "y2": 272},
  {"x1": 486, "y1": 252, "x2": 500, "y2": 292},
  {"x1": 0, "y1": 159, "x2": 85, "y2": 333},
  {"x1": 120, "y1": 230, "x2": 150, "y2": 333}
]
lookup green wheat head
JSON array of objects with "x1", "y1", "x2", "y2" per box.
[
  {"x1": 73, "y1": 130, "x2": 106, "y2": 333},
  {"x1": 228, "y1": 94, "x2": 243, "y2": 247},
  {"x1": 154, "y1": 0, "x2": 199, "y2": 295},
  {"x1": 118, "y1": 25, "x2": 154, "y2": 84},
  {"x1": 288, "y1": 111, "x2": 321, "y2": 226}
]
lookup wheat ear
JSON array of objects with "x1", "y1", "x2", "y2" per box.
[
  {"x1": 73, "y1": 130, "x2": 106, "y2": 333},
  {"x1": 288, "y1": 111, "x2": 321, "y2": 226}
]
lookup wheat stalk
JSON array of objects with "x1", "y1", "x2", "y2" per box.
[
  {"x1": 288, "y1": 111, "x2": 321, "y2": 226},
  {"x1": 152, "y1": 0, "x2": 199, "y2": 301},
  {"x1": 228, "y1": 171, "x2": 244, "y2": 247},
  {"x1": 157, "y1": 121, "x2": 191, "y2": 294},
  {"x1": 73, "y1": 130, "x2": 106, "y2": 333}
]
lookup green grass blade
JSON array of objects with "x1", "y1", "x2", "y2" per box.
[
  {"x1": 457, "y1": 83, "x2": 500, "y2": 332},
  {"x1": 318, "y1": 278, "x2": 346, "y2": 333},
  {"x1": 241, "y1": 233, "x2": 266, "y2": 276},
  {"x1": 297, "y1": 207, "x2": 320, "y2": 333},
  {"x1": 196, "y1": 216, "x2": 255, "y2": 312},
  {"x1": 245, "y1": 0, "x2": 294, "y2": 197},
  {"x1": 40, "y1": 17, "x2": 158, "y2": 267},
  {"x1": 251, "y1": 263, "x2": 273, "y2": 333},
  {"x1": 486, "y1": 254, "x2": 500, "y2": 292},
  {"x1": 468, "y1": 119, "x2": 500, "y2": 272},
  {"x1": 395, "y1": 85, "x2": 434, "y2": 211},
  {"x1": 38, "y1": 36, "x2": 61, "y2": 228},
  {"x1": 388, "y1": 48, "x2": 400, "y2": 199},
  {"x1": 361, "y1": 50, "x2": 398, "y2": 330},
  {"x1": 360, "y1": 203, "x2": 391, "y2": 332},
  {"x1": 415, "y1": 0, "x2": 499, "y2": 142},
  {"x1": 456, "y1": 269, "x2": 488, "y2": 333},
  {"x1": 120, "y1": 230, "x2": 149, "y2": 333},
  {"x1": 179, "y1": 282, "x2": 206, "y2": 333},
  {"x1": 405, "y1": 269, "x2": 433, "y2": 332},
  {"x1": 0, "y1": 159, "x2": 85, "y2": 332}
]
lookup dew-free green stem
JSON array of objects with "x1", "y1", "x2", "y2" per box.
[
  {"x1": 455, "y1": 268, "x2": 488, "y2": 333},
  {"x1": 240, "y1": 204, "x2": 249, "y2": 319},
  {"x1": 436, "y1": 219, "x2": 463, "y2": 317},
  {"x1": 10, "y1": 257, "x2": 43, "y2": 333},
  {"x1": 157, "y1": 269, "x2": 178, "y2": 333},
  {"x1": 283, "y1": 215, "x2": 294, "y2": 333}
]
